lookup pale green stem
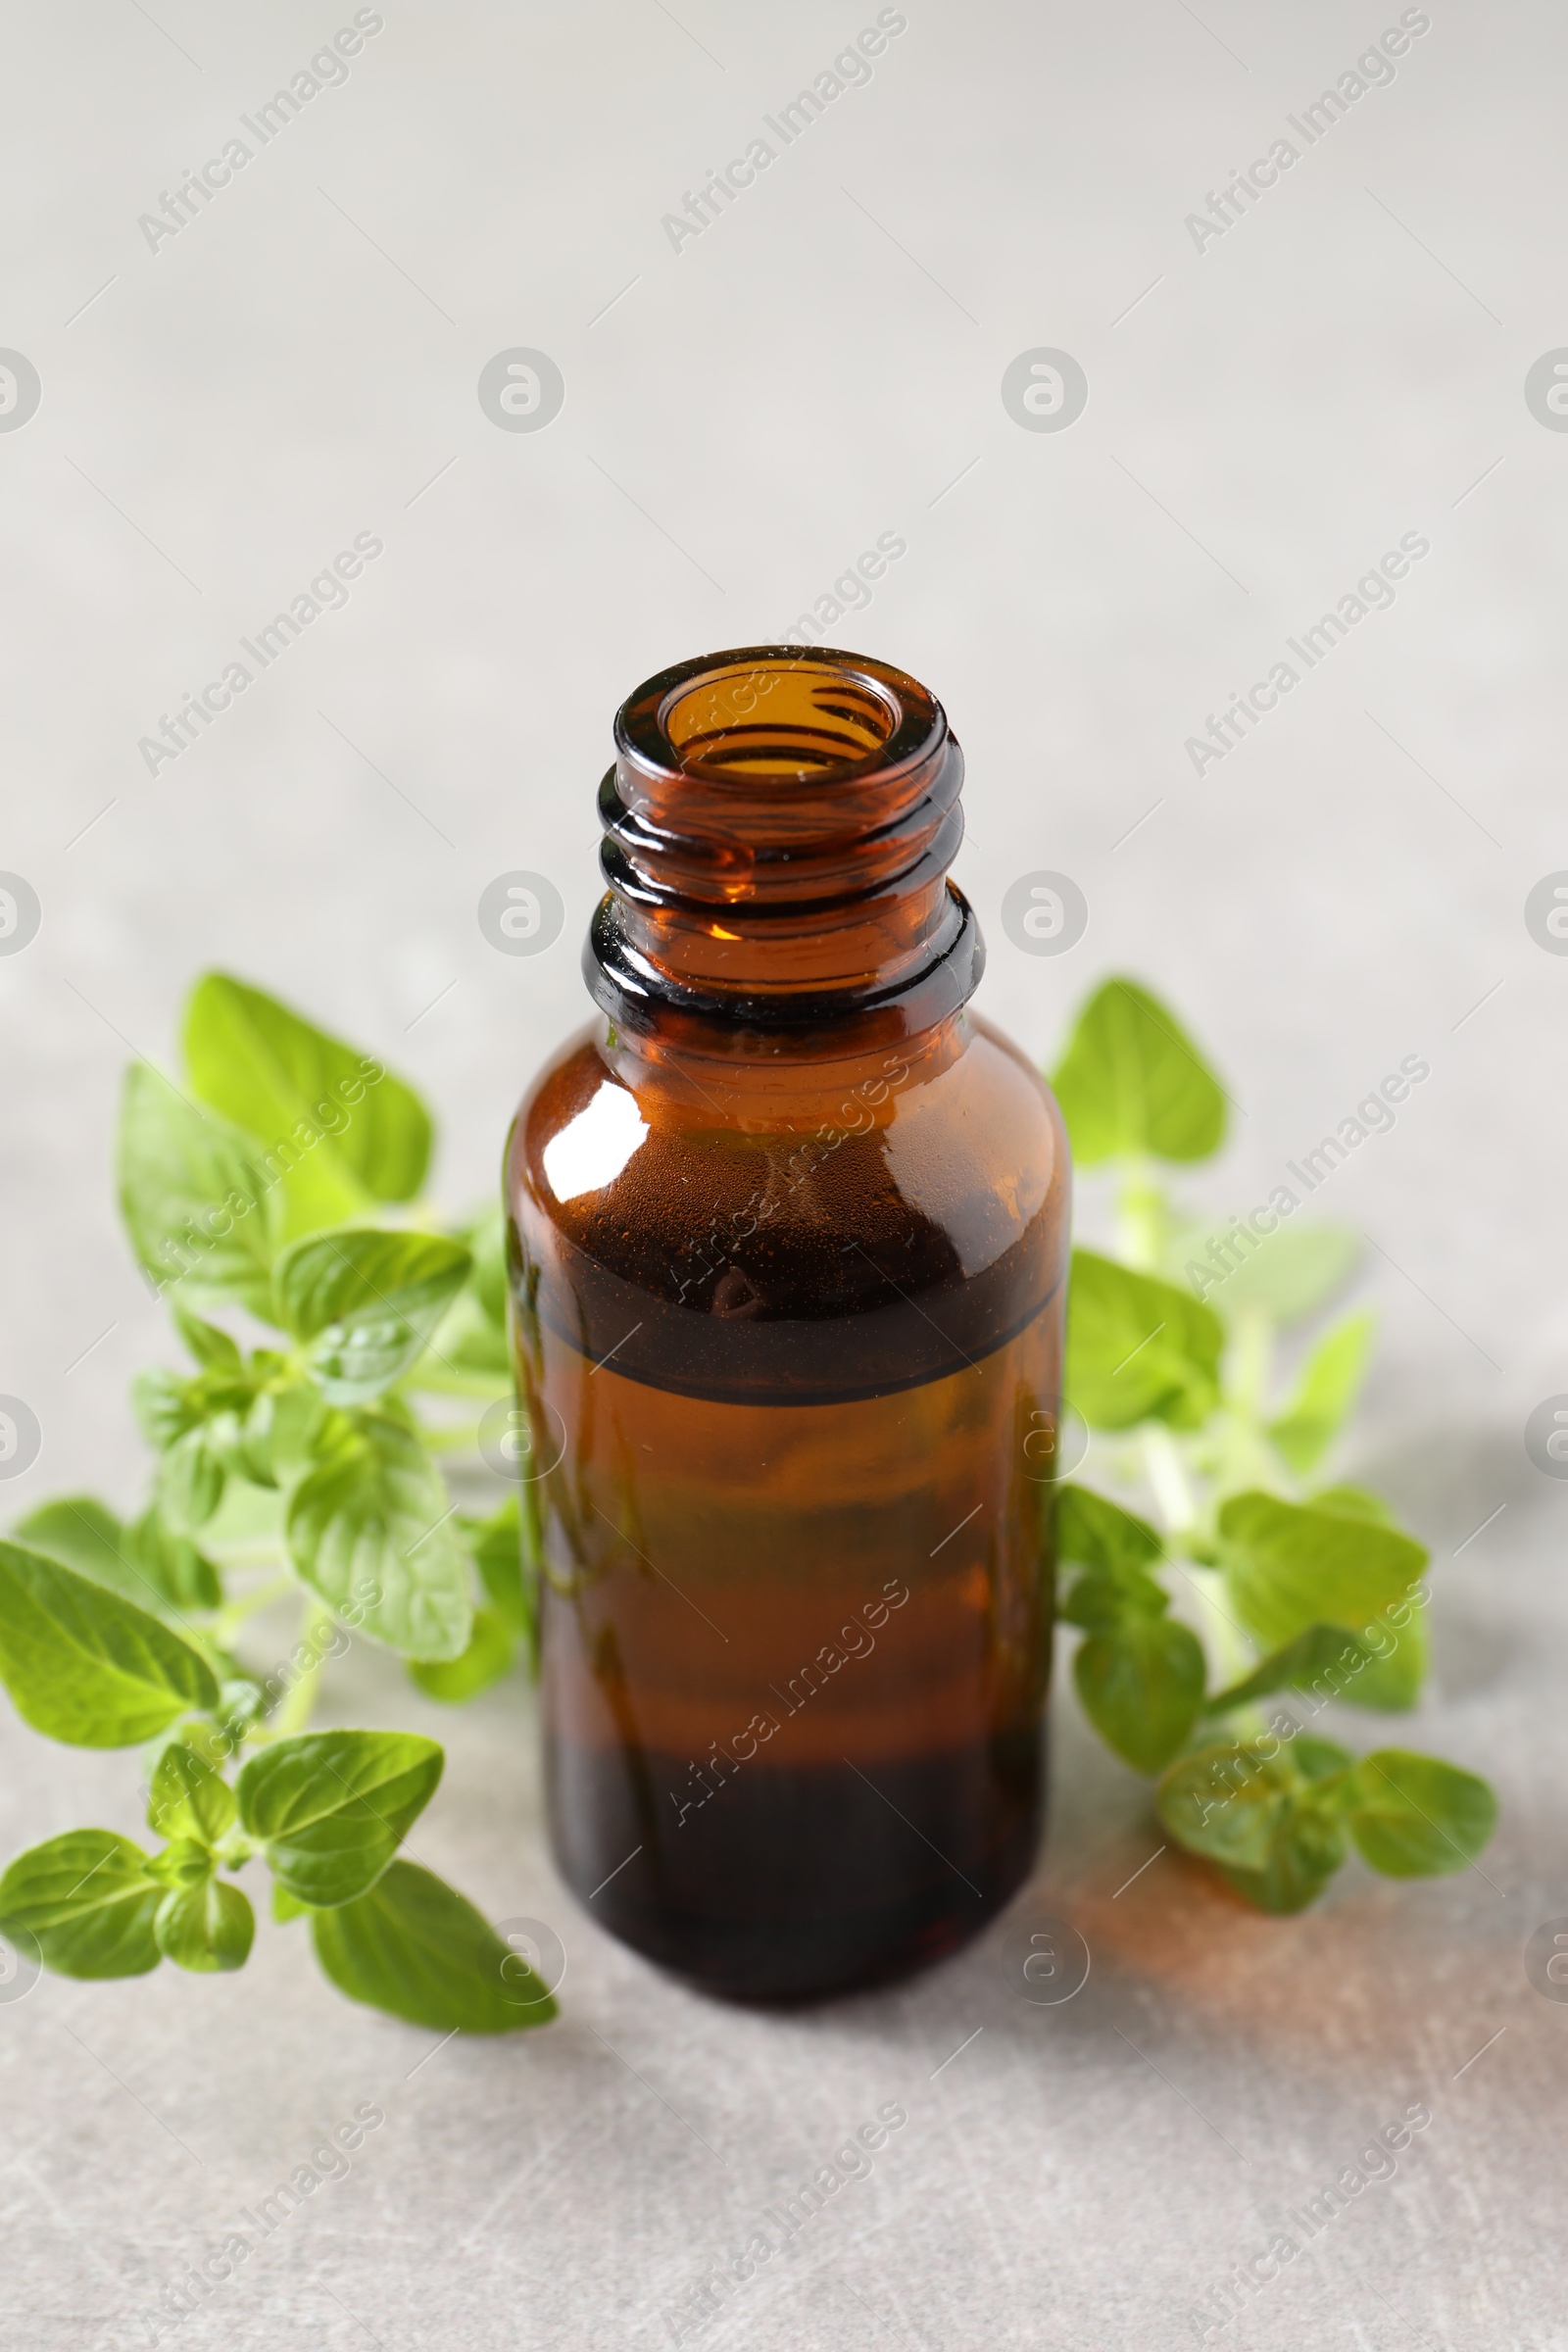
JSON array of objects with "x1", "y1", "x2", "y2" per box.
[
  {"x1": 214, "y1": 1574, "x2": 296, "y2": 1646},
  {"x1": 1227, "y1": 1307, "x2": 1272, "y2": 1419},
  {"x1": 1140, "y1": 1423, "x2": 1196, "y2": 1537},
  {"x1": 206, "y1": 1543, "x2": 291, "y2": 1570},
  {"x1": 1113, "y1": 1155, "x2": 1168, "y2": 1272},
  {"x1": 270, "y1": 1597, "x2": 334, "y2": 1737},
  {"x1": 1141, "y1": 1425, "x2": 1252, "y2": 1693},
  {"x1": 1094, "y1": 1161, "x2": 1283, "y2": 1741},
  {"x1": 418, "y1": 1420, "x2": 486, "y2": 1454},
  {"x1": 404, "y1": 1367, "x2": 512, "y2": 1399},
  {"x1": 1210, "y1": 1307, "x2": 1287, "y2": 1499},
  {"x1": 1181, "y1": 1564, "x2": 1255, "y2": 1697}
]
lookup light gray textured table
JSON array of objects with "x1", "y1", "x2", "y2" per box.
[{"x1": 3, "y1": 2, "x2": 1565, "y2": 2344}]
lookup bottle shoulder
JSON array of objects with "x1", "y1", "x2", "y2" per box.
[{"x1": 507, "y1": 1013, "x2": 1067, "y2": 1323}]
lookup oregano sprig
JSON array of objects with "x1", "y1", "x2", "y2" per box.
[
  {"x1": 1050, "y1": 976, "x2": 1496, "y2": 1913},
  {"x1": 0, "y1": 974, "x2": 549, "y2": 2031}
]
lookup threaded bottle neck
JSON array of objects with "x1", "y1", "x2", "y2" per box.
[{"x1": 585, "y1": 647, "x2": 983, "y2": 1049}]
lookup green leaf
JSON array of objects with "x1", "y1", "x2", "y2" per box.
[
  {"x1": 464, "y1": 1203, "x2": 510, "y2": 1330},
  {"x1": 1343, "y1": 1749, "x2": 1496, "y2": 1878},
  {"x1": 1219, "y1": 1491, "x2": 1427, "y2": 1654},
  {"x1": 1344, "y1": 1599, "x2": 1428, "y2": 1710},
  {"x1": 272, "y1": 1229, "x2": 472, "y2": 1407},
  {"x1": 156, "y1": 1423, "x2": 227, "y2": 1537},
  {"x1": 117, "y1": 1063, "x2": 278, "y2": 1315},
  {"x1": 1268, "y1": 1311, "x2": 1376, "y2": 1474},
  {"x1": 240, "y1": 1379, "x2": 329, "y2": 1489},
  {"x1": 130, "y1": 1369, "x2": 203, "y2": 1451},
  {"x1": 155, "y1": 1876, "x2": 254, "y2": 1972},
  {"x1": 1060, "y1": 1568, "x2": 1164, "y2": 1633},
  {"x1": 1065, "y1": 1250, "x2": 1223, "y2": 1431},
  {"x1": 182, "y1": 973, "x2": 431, "y2": 1239},
  {"x1": 1074, "y1": 1614, "x2": 1205, "y2": 1774},
  {"x1": 146, "y1": 1838, "x2": 216, "y2": 1888},
  {"x1": 1203, "y1": 1623, "x2": 1381, "y2": 1715},
  {"x1": 237, "y1": 1729, "x2": 443, "y2": 1907},
  {"x1": 1157, "y1": 1741, "x2": 1293, "y2": 1872},
  {"x1": 409, "y1": 1608, "x2": 515, "y2": 1703},
  {"x1": 1219, "y1": 1801, "x2": 1348, "y2": 1914},
  {"x1": 1052, "y1": 978, "x2": 1227, "y2": 1166},
  {"x1": 0, "y1": 1831, "x2": 162, "y2": 1978},
  {"x1": 311, "y1": 1858, "x2": 555, "y2": 2033},
  {"x1": 172, "y1": 1307, "x2": 244, "y2": 1372},
  {"x1": 133, "y1": 1361, "x2": 256, "y2": 1468},
  {"x1": 1309, "y1": 1484, "x2": 1396, "y2": 1526},
  {"x1": 1055, "y1": 1484, "x2": 1163, "y2": 1575},
  {"x1": 214, "y1": 1678, "x2": 267, "y2": 1743},
  {"x1": 128, "y1": 1506, "x2": 222, "y2": 1612},
  {"x1": 418, "y1": 1205, "x2": 512, "y2": 1381},
  {"x1": 1056, "y1": 1489, "x2": 1169, "y2": 1635},
  {"x1": 286, "y1": 1415, "x2": 471, "y2": 1663},
  {"x1": 147, "y1": 1743, "x2": 235, "y2": 1844},
  {"x1": 462, "y1": 1494, "x2": 535, "y2": 1651},
  {"x1": 1173, "y1": 1222, "x2": 1360, "y2": 1327},
  {"x1": 0, "y1": 1542, "x2": 218, "y2": 1745},
  {"x1": 14, "y1": 1497, "x2": 170, "y2": 1614},
  {"x1": 1158, "y1": 1735, "x2": 1352, "y2": 1874},
  {"x1": 1291, "y1": 1735, "x2": 1358, "y2": 1787},
  {"x1": 1278, "y1": 1488, "x2": 1428, "y2": 1708},
  {"x1": 272, "y1": 1882, "x2": 314, "y2": 1923}
]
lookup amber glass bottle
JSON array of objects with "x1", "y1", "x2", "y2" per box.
[{"x1": 504, "y1": 648, "x2": 1069, "y2": 2000}]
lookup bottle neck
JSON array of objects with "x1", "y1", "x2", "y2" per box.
[{"x1": 583, "y1": 647, "x2": 984, "y2": 1068}]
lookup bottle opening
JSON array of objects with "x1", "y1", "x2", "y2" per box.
[
  {"x1": 618, "y1": 646, "x2": 941, "y2": 795},
  {"x1": 658, "y1": 658, "x2": 900, "y2": 780},
  {"x1": 593, "y1": 645, "x2": 982, "y2": 1040}
]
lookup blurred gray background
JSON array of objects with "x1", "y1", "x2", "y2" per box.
[{"x1": 2, "y1": 1, "x2": 1566, "y2": 2345}]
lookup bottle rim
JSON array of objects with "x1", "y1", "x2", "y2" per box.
[{"x1": 614, "y1": 645, "x2": 945, "y2": 791}]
